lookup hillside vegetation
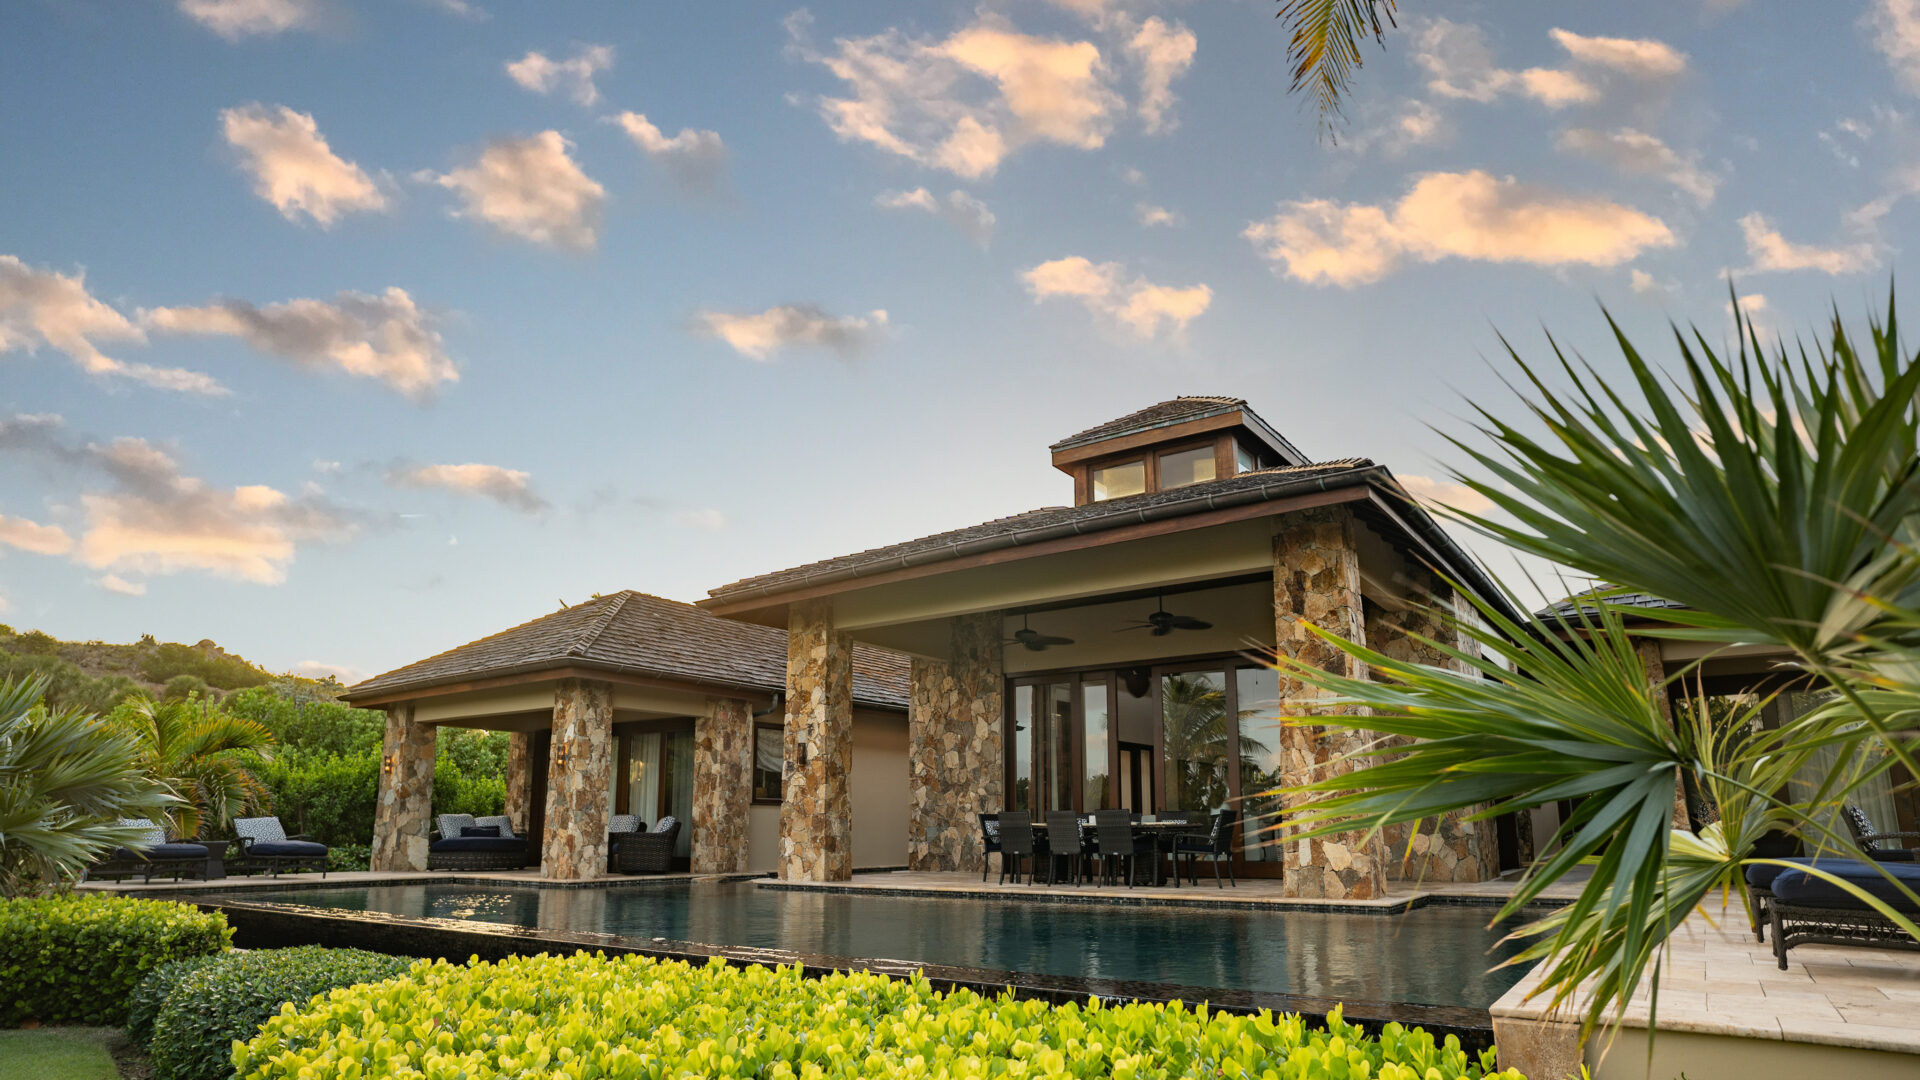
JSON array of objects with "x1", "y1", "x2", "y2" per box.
[{"x1": 0, "y1": 625, "x2": 334, "y2": 712}]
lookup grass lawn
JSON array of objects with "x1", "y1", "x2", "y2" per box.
[{"x1": 0, "y1": 1027, "x2": 127, "y2": 1080}]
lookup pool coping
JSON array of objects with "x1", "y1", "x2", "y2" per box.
[
  {"x1": 175, "y1": 890, "x2": 1511, "y2": 1052},
  {"x1": 755, "y1": 877, "x2": 1566, "y2": 916}
]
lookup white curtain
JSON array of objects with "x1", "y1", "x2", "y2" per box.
[
  {"x1": 1783, "y1": 692, "x2": 1899, "y2": 852},
  {"x1": 630, "y1": 732, "x2": 661, "y2": 827}
]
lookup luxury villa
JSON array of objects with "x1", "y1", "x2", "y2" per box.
[{"x1": 352, "y1": 395, "x2": 1918, "y2": 898}]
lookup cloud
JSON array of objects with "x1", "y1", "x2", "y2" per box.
[
  {"x1": 789, "y1": 12, "x2": 1125, "y2": 178},
  {"x1": 875, "y1": 187, "x2": 996, "y2": 244},
  {"x1": 1738, "y1": 212, "x2": 1877, "y2": 274},
  {"x1": 0, "y1": 513, "x2": 73, "y2": 556},
  {"x1": 1342, "y1": 99, "x2": 1450, "y2": 156},
  {"x1": 672, "y1": 508, "x2": 727, "y2": 531},
  {"x1": 96, "y1": 574, "x2": 145, "y2": 596},
  {"x1": 419, "y1": 0, "x2": 485, "y2": 18},
  {"x1": 0, "y1": 255, "x2": 227, "y2": 395},
  {"x1": 1556, "y1": 127, "x2": 1718, "y2": 204},
  {"x1": 221, "y1": 104, "x2": 388, "y2": 226},
  {"x1": 1395, "y1": 475, "x2": 1495, "y2": 514},
  {"x1": 295, "y1": 659, "x2": 363, "y2": 682},
  {"x1": 0, "y1": 414, "x2": 361, "y2": 585},
  {"x1": 388, "y1": 462, "x2": 546, "y2": 513},
  {"x1": 693, "y1": 304, "x2": 889, "y2": 361},
  {"x1": 1629, "y1": 268, "x2": 1678, "y2": 298},
  {"x1": 1872, "y1": 1, "x2": 1920, "y2": 95},
  {"x1": 1022, "y1": 256, "x2": 1211, "y2": 339},
  {"x1": 1547, "y1": 28, "x2": 1688, "y2": 79},
  {"x1": 1134, "y1": 203, "x2": 1180, "y2": 227},
  {"x1": 1245, "y1": 170, "x2": 1676, "y2": 287},
  {"x1": 426, "y1": 132, "x2": 604, "y2": 249},
  {"x1": 177, "y1": 0, "x2": 320, "y2": 40},
  {"x1": 1127, "y1": 17, "x2": 1196, "y2": 133},
  {"x1": 1413, "y1": 19, "x2": 1597, "y2": 109},
  {"x1": 143, "y1": 287, "x2": 457, "y2": 398},
  {"x1": 610, "y1": 112, "x2": 728, "y2": 196},
  {"x1": 505, "y1": 45, "x2": 614, "y2": 107}
]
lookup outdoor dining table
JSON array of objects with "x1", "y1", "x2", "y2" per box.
[{"x1": 1031, "y1": 819, "x2": 1204, "y2": 886}]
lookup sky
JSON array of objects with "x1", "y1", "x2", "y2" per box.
[{"x1": 2, "y1": 0, "x2": 1916, "y2": 684}]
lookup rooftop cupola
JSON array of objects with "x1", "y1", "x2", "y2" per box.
[{"x1": 1048, "y1": 396, "x2": 1311, "y2": 506}]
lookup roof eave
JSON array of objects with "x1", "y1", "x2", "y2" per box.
[{"x1": 345, "y1": 656, "x2": 908, "y2": 712}]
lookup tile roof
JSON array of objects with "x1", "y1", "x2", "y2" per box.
[
  {"x1": 705, "y1": 460, "x2": 1379, "y2": 603},
  {"x1": 1535, "y1": 590, "x2": 1688, "y2": 620},
  {"x1": 345, "y1": 590, "x2": 910, "y2": 709},
  {"x1": 1049, "y1": 396, "x2": 1246, "y2": 451}
]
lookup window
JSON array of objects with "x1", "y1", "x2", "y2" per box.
[
  {"x1": 1090, "y1": 460, "x2": 1146, "y2": 501},
  {"x1": 1158, "y1": 445, "x2": 1216, "y2": 489},
  {"x1": 1236, "y1": 444, "x2": 1257, "y2": 474},
  {"x1": 752, "y1": 724, "x2": 784, "y2": 803}
]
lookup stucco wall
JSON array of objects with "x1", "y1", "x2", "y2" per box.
[{"x1": 743, "y1": 708, "x2": 907, "y2": 873}]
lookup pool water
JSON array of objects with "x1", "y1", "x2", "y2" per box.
[{"x1": 236, "y1": 881, "x2": 1530, "y2": 1010}]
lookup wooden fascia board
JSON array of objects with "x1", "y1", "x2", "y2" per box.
[
  {"x1": 701, "y1": 483, "x2": 1371, "y2": 622},
  {"x1": 346, "y1": 665, "x2": 772, "y2": 709}
]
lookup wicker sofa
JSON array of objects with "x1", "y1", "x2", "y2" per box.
[
  {"x1": 85, "y1": 819, "x2": 215, "y2": 883},
  {"x1": 428, "y1": 814, "x2": 529, "y2": 871},
  {"x1": 613, "y1": 816, "x2": 681, "y2": 874}
]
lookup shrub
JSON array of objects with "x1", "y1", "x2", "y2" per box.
[
  {"x1": 236, "y1": 953, "x2": 1522, "y2": 1080},
  {"x1": 153, "y1": 947, "x2": 416, "y2": 1080},
  {"x1": 128, "y1": 954, "x2": 221, "y2": 1049},
  {"x1": 327, "y1": 841, "x2": 372, "y2": 872},
  {"x1": 0, "y1": 895, "x2": 230, "y2": 1026}
]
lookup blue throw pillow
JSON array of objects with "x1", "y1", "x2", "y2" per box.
[{"x1": 461, "y1": 825, "x2": 501, "y2": 837}]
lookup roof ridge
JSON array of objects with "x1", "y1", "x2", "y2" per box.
[{"x1": 566, "y1": 590, "x2": 632, "y2": 658}]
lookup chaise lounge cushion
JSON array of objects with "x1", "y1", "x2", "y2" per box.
[
  {"x1": 428, "y1": 836, "x2": 526, "y2": 854},
  {"x1": 1772, "y1": 858, "x2": 1920, "y2": 912},
  {"x1": 111, "y1": 842, "x2": 210, "y2": 861},
  {"x1": 247, "y1": 840, "x2": 329, "y2": 858},
  {"x1": 1745, "y1": 858, "x2": 1819, "y2": 890}
]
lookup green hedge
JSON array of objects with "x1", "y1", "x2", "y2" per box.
[
  {"x1": 237, "y1": 953, "x2": 1522, "y2": 1080},
  {"x1": 128, "y1": 955, "x2": 221, "y2": 1049},
  {"x1": 0, "y1": 895, "x2": 230, "y2": 1027},
  {"x1": 152, "y1": 946, "x2": 416, "y2": 1080}
]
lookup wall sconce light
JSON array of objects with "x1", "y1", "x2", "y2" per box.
[
  {"x1": 794, "y1": 730, "x2": 809, "y2": 769},
  {"x1": 554, "y1": 745, "x2": 571, "y2": 769},
  {"x1": 381, "y1": 753, "x2": 395, "y2": 775}
]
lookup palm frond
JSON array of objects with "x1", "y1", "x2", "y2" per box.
[{"x1": 1276, "y1": 0, "x2": 1397, "y2": 139}]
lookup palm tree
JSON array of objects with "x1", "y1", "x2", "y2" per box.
[
  {"x1": 1270, "y1": 291, "x2": 1920, "y2": 1034},
  {"x1": 0, "y1": 677, "x2": 177, "y2": 896},
  {"x1": 113, "y1": 697, "x2": 277, "y2": 840},
  {"x1": 1276, "y1": 1, "x2": 1400, "y2": 138}
]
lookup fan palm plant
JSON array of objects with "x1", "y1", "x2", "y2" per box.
[
  {"x1": 1270, "y1": 290, "x2": 1920, "y2": 1035},
  {"x1": 113, "y1": 696, "x2": 276, "y2": 840},
  {"x1": 1276, "y1": 1, "x2": 1400, "y2": 137},
  {"x1": 0, "y1": 676, "x2": 177, "y2": 896}
]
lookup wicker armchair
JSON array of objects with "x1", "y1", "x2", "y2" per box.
[{"x1": 614, "y1": 816, "x2": 681, "y2": 874}]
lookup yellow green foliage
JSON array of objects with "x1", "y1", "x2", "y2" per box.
[{"x1": 235, "y1": 952, "x2": 1523, "y2": 1080}]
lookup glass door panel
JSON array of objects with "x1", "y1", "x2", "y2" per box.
[
  {"x1": 1043, "y1": 683, "x2": 1074, "y2": 812},
  {"x1": 1162, "y1": 670, "x2": 1229, "y2": 813},
  {"x1": 1235, "y1": 667, "x2": 1284, "y2": 863},
  {"x1": 1083, "y1": 681, "x2": 1111, "y2": 810},
  {"x1": 1010, "y1": 685, "x2": 1034, "y2": 812}
]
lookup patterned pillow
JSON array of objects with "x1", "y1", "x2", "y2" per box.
[
  {"x1": 461, "y1": 825, "x2": 501, "y2": 838},
  {"x1": 474, "y1": 815, "x2": 515, "y2": 838},
  {"x1": 438, "y1": 814, "x2": 476, "y2": 840},
  {"x1": 652, "y1": 815, "x2": 678, "y2": 834},
  {"x1": 117, "y1": 818, "x2": 166, "y2": 850},
  {"x1": 608, "y1": 814, "x2": 641, "y2": 834},
  {"x1": 233, "y1": 817, "x2": 287, "y2": 844},
  {"x1": 1844, "y1": 804, "x2": 1880, "y2": 848}
]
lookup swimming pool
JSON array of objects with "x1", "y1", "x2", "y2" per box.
[{"x1": 228, "y1": 880, "x2": 1530, "y2": 1010}]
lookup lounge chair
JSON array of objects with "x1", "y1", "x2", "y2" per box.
[
  {"x1": 614, "y1": 816, "x2": 680, "y2": 874},
  {"x1": 85, "y1": 819, "x2": 213, "y2": 883},
  {"x1": 428, "y1": 813, "x2": 530, "y2": 871},
  {"x1": 1843, "y1": 804, "x2": 1920, "y2": 862},
  {"x1": 232, "y1": 816, "x2": 329, "y2": 877},
  {"x1": 1767, "y1": 858, "x2": 1920, "y2": 968}
]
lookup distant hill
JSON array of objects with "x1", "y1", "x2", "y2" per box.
[{"x1": 0, "y1": 624, "x2": 339, "y2": 713}]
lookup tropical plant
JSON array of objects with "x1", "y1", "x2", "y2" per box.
[
  {"x1": 1269, "y1": 291, "x2": 1920, "y2": 1035},
  {"x1": 1276, "y1": 0, "x2": 1400, "y2": 136},
  {"x1": 0, "y1": 894, "x2": 230, "y2": 1025},
  {"x1": 109, "y1": 696, "x2": 276, "y2": 840},
  {"x1": 0, "y1": 677, "x2": 176, "y2": 897}
]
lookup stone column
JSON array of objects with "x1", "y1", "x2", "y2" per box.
[
  {"x1": 1637, "y1": 641, "x2": 1693, "y2": 830},
  {"x1": 780, "y1": 599, "x2": 854, "y2": 882},
  {"x1": 692, "y1": 695, "x2": 753, "y2": 874},
  {"x1": 542, "y1": 678, "x2": 614, "y2": 880},
  {"x1": 1274, "y1": 506, "x2": 1387, "y2": 900},
  {"x1": 504, "y1": 731, "x2": 532, "y2": 836},
  {"x1": 370, "y1": 704, "x2": 435, "y2": 872},
  {"x1": 1366, "y1": 578, "x2": 1492, "y2": 884},
  {"x1": 907, "y1": 611, "x2": 1005, "y2": 872}
]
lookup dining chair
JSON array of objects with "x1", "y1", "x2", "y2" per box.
[
  {"x1": 1176, "y1": 809, "x2": 1238, "y2": 888},
  {"x1": 977, "y1": 812, "x2": 1003, "y2": 882},
  {"x1": 1043, "y1": 810, "x2": 1091, "y2": 885},
  {"x1": 997, "y1": 811, "x2": 1045, "y2": 885},
  {"x1": 1094, "y1": 809, "x2": 1146, "y2": 888}
]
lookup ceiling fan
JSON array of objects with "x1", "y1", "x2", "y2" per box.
[
  {"x1": 1005, "y1": 614, "x2": 1074, "y2": 652},
  {"x1": 1117, "y1": 596, "x2": 1212, "y2": 636}
]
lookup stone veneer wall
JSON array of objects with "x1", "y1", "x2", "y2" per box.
[
  {"x1": 906, "y1": 612, "x2": 1004, "y2": 872},
  {"x1": 781, "y1": 600, "x2": 854, "y2": 882},
  {"x1": 543, "y1": 678, "x2": 613, "y2": 880},
  {"x1": 504, "y1": 731, "x2": 531, "y2": 836},
  {"x1": 1365, "y1": 578, "x2": 1493, "y2": 884},
  {"x1": 692, "y1": 695, "x2": 753, "y2": 874},
  {"x1": 370, "y1": 704, "x2": 435, "y2": 872},
  {"x1": 1273, "y1": 506, "x2": 1387, "y2": 900}
]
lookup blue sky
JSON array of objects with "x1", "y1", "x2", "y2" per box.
[{"x1": 2, "y1": 0, "x2": 1916, "y2": 683}]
